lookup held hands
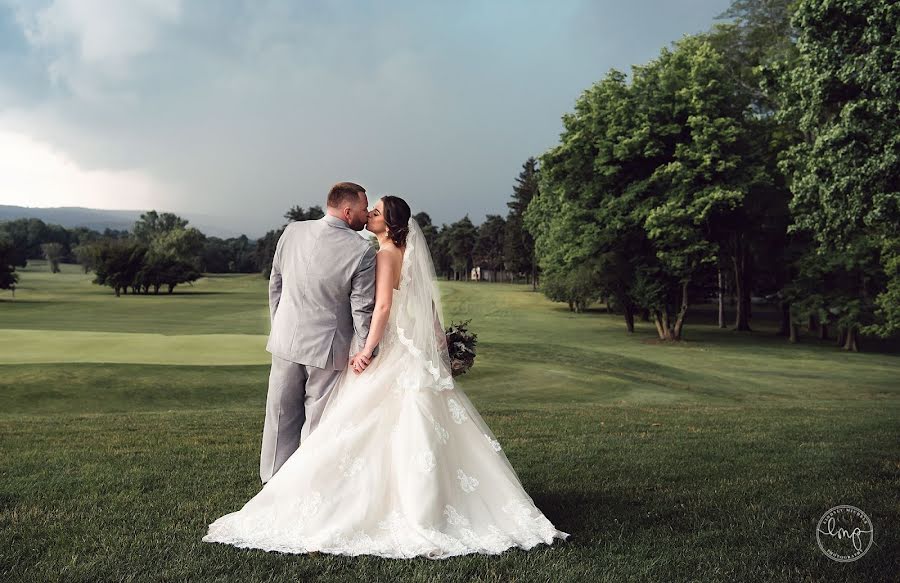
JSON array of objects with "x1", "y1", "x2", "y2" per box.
[{"x1": 350, "y1": 348, "x2": 374, "y2": 375}]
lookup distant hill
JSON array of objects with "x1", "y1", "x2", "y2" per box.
[{"x1": 0, "y1": 205, "x2": 257, "y2": 240}]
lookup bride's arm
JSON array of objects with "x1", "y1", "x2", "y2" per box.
[{"x1": 353, "y1": 250, "x2": 398, "y2": 370}]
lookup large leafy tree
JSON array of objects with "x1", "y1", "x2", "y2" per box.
[
  {"x1": 531, "y1": 36, "x2": 760, "y2": 340},
  {"x1": 90, "y1": 239, "x2": 148, "y2": 297},
  {"x1": 83, "y1": 212, "x2": 205, "y2": 295},
  {"x1": 142, "y1": 226, "x2": 205, "y2": 293},
  {"x1": 524, "y1": 71, "x2": 628, "y2": 322},
  {"x1": 527, "y1": 69, "x2": 653, "y2": 331},
  {"x1": 775, "y1": 0, "x2": 899, "y2": 350},
  {"x1": 132, "y1": 211, "x2": 188, "y2": 245},
  {"x1": 642, "y1": 36, "x2": 757, "y2": 340}
]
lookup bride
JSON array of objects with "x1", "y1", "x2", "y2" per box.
[{"x1": 202, "y1": 195, "x2": 570, "y2": 559}]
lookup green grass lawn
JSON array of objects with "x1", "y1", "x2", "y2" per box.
[{"x1": 1, "y1": 261, "x2": 898, "y2": 582}]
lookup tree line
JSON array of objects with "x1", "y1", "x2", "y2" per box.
[
  {"x1": 0, "y1": 183, "x2": 537, "y2": 296},
  {"x1": 405, "y1": 159, "x2": 538, "y2": 287},
  {"x1": 522, "y1": 0, "x2": 898, "y2": 351},
  {"x1": 0, "y1": 213, "x2": 257, "y2": 296}
]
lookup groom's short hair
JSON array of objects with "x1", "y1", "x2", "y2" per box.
[{"x1": 327, "y1": 182, "x2": 366, "y2": 208}]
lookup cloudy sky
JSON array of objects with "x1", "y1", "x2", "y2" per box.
[{"x1": 1, "y1": 0, "x2": 731, "y2": 237}]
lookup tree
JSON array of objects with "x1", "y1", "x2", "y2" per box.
[
  {"x1": 199, "y1": 237, "x2": 232, "y2": 273},
  {"x1": 102, "y1": 228, "x2": 130, "y2": 239},
  {"x1": 504, "y1": 158, "x2": 539, "y2": 287},
  {"x1": 284, "y1": 205, "x2": 324, "y2": 222},
  {"x1": 0, "y1": 218, "x2": 48, "y2": 264},
  {"x1": 132, "y1": 211, "x2": 189, "y2": 245},
  {"x1": 472, "y1": 215, "x2": 506, "y2": 281},
  {"x1": 432, "y1": 224, "x2": 453, "y2": 280},
  {"x1": 0, "y1": 234, "x2": 18, "y2": 294},
  {"x1": 409, "y1": 214, "x2": 454, "y2": 279},
  {"x1": 148, "y1": 227, "x2": 205, "y2": 266},
  {"x1": 128, "y1": 211, "x2": 204, "y2": 292},
  {"x1": 194, "y1": 234, "x2": 259, "y2": 274},
  {"x1": 526, "y1": 69, "x2": 647, "y2": 330},
  {"x1": 413, "y1": 212, "x2": 439, "y2": 251},
  {"x1": 142, "y1": 255, "x2": 201, "y2": 294},
  {"x1": 641, "y1": 36, "x2": 757, "y2": 340},
  {"x1": 711, "y1": 0, "x2": 798, "y2": 105},
  {"x1": 144, "y1": 227, "x2": 205, "y2": 293},
  {"x1": 539, "y1": 261, "x2": 602, "y2": 313},
  {"x1": 73, "y1": 240, "x2": 110, "y2": 273},
  {"x1": 445, "y1": 217, "x2": 477, "y2": 281},
  {"x1": 529, "y1": 31, "x2": 783, "y2": 341},
  {"x1": 704, "y1": 0, "x2": 799, "y2": 332},
  {"x1": 40, "y1": 242, "x2": 64, "y2": 273},
  {"x1": 225, "y1": 235, "x2": 258, "y2": 273},
  {"x1": 774, "y1": 0, "x2": 900, "y2": 350},
  {"x1": 90, "y1": 239, "x2": 148, "y2": 296},
  {"x1": 255, "y1": 228, "x2": 283, "y2": 279}
]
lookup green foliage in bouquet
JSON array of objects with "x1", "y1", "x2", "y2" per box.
[{"x1": 445, "y1": 319, "x2": 477, "y2": 377}]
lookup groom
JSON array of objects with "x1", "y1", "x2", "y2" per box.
[{"x1": 260, "y1": 181, "x2": 378, "y2": 484}]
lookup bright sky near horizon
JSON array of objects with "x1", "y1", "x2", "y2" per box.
[{"x1": 0, "y1": 0, "x2": 731, "y2": 235}]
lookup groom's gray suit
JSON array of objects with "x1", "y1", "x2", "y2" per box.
[{"x1": 260, "y1": 213, "x2": 377, "y2": 483}]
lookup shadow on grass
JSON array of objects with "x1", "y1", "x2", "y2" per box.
[
  {"x1": 531, "y1": 490, "x2": 614, "y2": 542},
  {"x1": 475, "y1": 341, "x2": 775, "y2": 403},
  {"x1": 644, "y1": 325, "x2": 900, "y2": 356},
  {"x1": 529, "y1": 487, "x2": 698, "y2": 546},
  {"x1": 536, "y1": 299, "x2": 900, "y2": 356}
]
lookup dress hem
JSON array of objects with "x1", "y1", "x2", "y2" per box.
[{"x1": 201, "y1": 529, "x2": 570, "y2": 560}]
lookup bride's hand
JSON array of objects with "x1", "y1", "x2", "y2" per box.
[{"x1": 350, "y1": 349, "x2": 372, "y2": 374}]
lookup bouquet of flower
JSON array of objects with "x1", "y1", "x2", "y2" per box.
[{"x1": 445, "y1": 319, "x2": 477, "y2": 377}]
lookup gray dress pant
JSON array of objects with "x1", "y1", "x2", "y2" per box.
[{"x1": 259, "y1": 352, "x2": 343, "y2": 484}]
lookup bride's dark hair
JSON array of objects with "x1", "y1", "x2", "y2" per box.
[{"x1": 382, "y1": 195, "x2": 411, "y2": 247}]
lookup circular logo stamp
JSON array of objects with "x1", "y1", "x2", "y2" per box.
[{"x1": 816, "y1": 505, "x2": 874, "y2": 562}]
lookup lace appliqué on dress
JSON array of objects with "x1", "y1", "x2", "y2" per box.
[
  {"x1": 456, "y1": 469, "x2": 479, "y2": 493},
  {"x1": 339, "y1": 452, "x2": 365, "y2": 478},
  {"x1": 447, "y1": 397, "x2": 469, "y2": 424},
  {"x1": 484, "y1": 433, "x2": 502, "y2": 452},
  {"x1": 414, "y1": 449, "x2": 436, "y2": 473}
]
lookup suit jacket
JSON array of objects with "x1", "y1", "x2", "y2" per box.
[{"x1": 266, "y1": 214, "x2": 377, "y2": 370}]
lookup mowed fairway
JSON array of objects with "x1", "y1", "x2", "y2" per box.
[{"x1": 1, "y1": 261, "x2": 898, "y2": 582}]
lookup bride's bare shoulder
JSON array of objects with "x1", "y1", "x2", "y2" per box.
[
  {"x1": 375, "y1": 243, "x2": 403, "y2": 289},
  {"x1": 375, "y1": 243, "x2": 403, "y2": 266},
  {"x1": 375, "y1": 244, "x2": 403, "y2": 273}
]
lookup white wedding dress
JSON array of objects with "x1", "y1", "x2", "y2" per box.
[{"x1": 202, "y1": 218, "x2": 569, "y2": 559}]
